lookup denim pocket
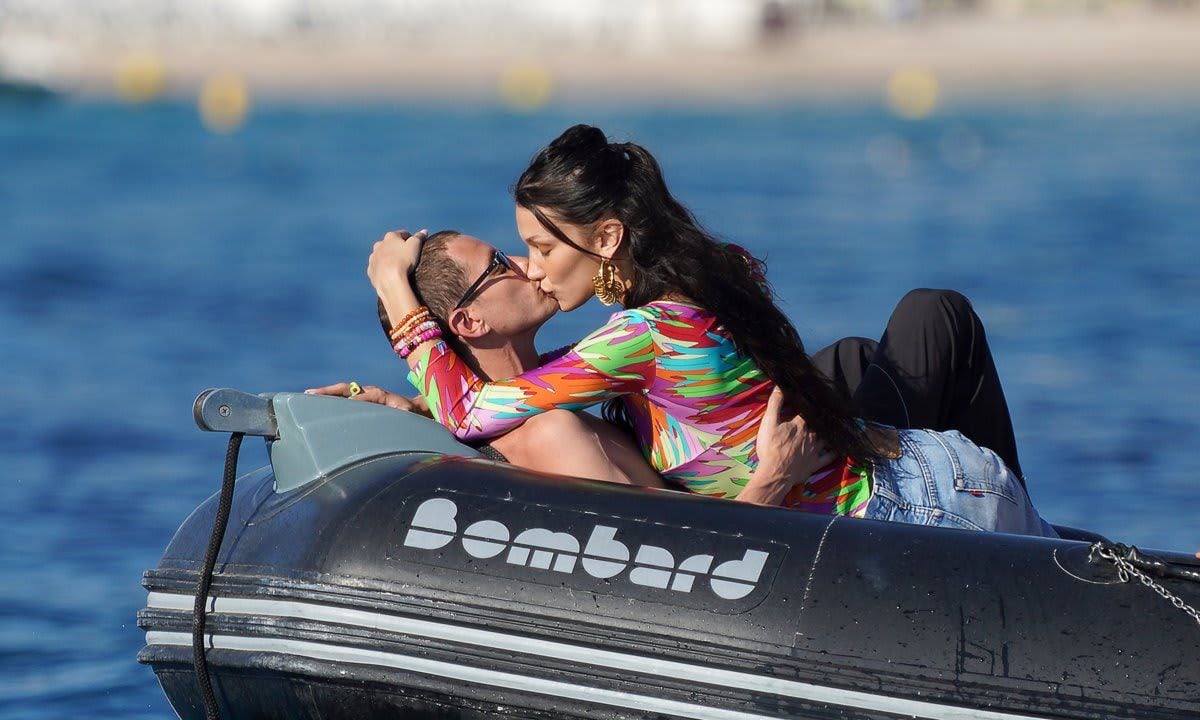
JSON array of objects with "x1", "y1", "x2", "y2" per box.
[
  {"x1": 933, "y1": 430, "x2": 1018, "y2": 505},
  {"x1": 861, "y1": 490, "x2": 899, "y2": 523},
  {"x1": 865, "y1": 446, "x2": 989, "y2": 532},
  {"x1": 863, "y1": 484, "x2": 986, "y2": 531}
]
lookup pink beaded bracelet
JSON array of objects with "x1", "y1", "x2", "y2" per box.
[
  {"x1": 400, "y1": 324, "x2": 444, "y2": 350},
  {"x1": 398, "y1": 320, "x2": 439, "y2": 341},
  {"x1": 394, "y1": 328, "x2": 443, "y2": 359},
  {"x1": 394, "y1": 322, "x2": 440, "y2": 352},
  {"x1": 397, "y1": 336, "x2": 440, "y2": 360}
]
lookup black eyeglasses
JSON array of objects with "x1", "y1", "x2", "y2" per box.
[{"x1": 454, "y1": 250, "x2": 519, "y2": 309}]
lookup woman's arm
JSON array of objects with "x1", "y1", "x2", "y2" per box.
[
  {"x1": 366, "y1": 228, "x2": 655, "y2": 441},
  {"x1": 737, "y1": 388, "x2": 835, "y2": 506},
  {"x1": 408, "y1": 311, "x2": 655, "y2": 441}
]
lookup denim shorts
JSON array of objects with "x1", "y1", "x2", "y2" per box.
[{"x1": 861, "y1": 429, "x2": 1057, "y2": 538}]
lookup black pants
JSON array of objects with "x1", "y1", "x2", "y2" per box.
[{"x1": 811, "y1": 289, "x2": 1025, "y2": 486}]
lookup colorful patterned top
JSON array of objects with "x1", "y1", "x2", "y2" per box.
[{"x1": 407, "y1": 300, "x2": 872, "y2": 515}]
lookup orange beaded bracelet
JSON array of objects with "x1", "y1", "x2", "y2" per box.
[{"x1": 388, "y1": 307, "x2": 432, "y2": 342}]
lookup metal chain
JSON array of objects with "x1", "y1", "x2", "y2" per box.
[{"x1": 1096, "y1": 545, "x2": 1200, "y2": 628}]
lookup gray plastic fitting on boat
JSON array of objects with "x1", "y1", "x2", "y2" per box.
[{"x1": 193, "y1": 388, "x2": 480, "y2": 492}]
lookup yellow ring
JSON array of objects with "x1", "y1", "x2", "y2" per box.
[{"x1": 348, "y1": 382, "x2": 363, "y2": 397}]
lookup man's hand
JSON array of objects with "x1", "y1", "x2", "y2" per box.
[
  {"x1": 305, "y1": 382, "x2": 431, "y2": 417},
  {"x1": 738, "y1": 387, "x2": 835, "y2": 506}
]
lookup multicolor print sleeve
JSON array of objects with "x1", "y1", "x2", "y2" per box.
[{"x1": 406, "y1": 310, "x2": 656, "y2": 442}]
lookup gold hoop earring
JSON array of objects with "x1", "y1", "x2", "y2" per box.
[{"x1": 592, "y1": 259, "x2": 623, "y2": 306}]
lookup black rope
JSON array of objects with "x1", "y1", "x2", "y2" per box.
[{"x1": 192, "y1": 432, "x2": 243, "y2": 720}]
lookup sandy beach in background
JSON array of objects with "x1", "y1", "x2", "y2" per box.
[{"x1": 14, "y1": 9, "x2": 1200, "y2": 104}]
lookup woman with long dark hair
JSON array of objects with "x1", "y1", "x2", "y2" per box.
[{"x1": 370, "y1": 125, "x2": 1053, "y2": 535}]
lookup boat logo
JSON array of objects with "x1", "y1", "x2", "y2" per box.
[{"x1": 403, "y1": 497, "x2": 769, "y2": 601}]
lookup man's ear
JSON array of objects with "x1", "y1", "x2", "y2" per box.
[
  {"x1": 445, "y1": 307, "x2": 490, "y2": 340},
  {"x1": 594, "y1": 218, "x2": 625, "y2": 260}
]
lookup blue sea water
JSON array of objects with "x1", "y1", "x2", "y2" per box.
[{"x1": 0, "y1": 98, "x2": 1197, "y2": 718}]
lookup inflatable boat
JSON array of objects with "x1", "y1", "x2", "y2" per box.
[{"x1": 138, "y1": 389, "x2": 1200, "y2": 720}]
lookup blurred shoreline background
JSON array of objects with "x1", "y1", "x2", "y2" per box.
[{"x1": 3, "y1": 0, "x2": 1200, "y2": 110}]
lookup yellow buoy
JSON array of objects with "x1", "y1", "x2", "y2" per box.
[
  {"x1": 885, "y1": 68, "x2": 939, "y2": 121},
  {"x1": 199, "y1": 74, "x2": 251, "y2": 133},
  {"x1": 115, "y1": 51, "x2": 166, "y2": 104},
  {"x1": 499, "y1": 61, "x2": 553, "y2": 113}
]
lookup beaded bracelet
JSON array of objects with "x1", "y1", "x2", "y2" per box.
[
  {"x1": 394, "y1": 325, "x2": 442, "y2": 351},
  {"x1": 389, "y1": 313, "x2": 432, "y2": 343},
  {"x1": 410, "y1": 327, "x2": 443, "y2": 347},
  {"x1": 393, "y1": 324, "x2": 439, "y2": 355},
  {"x1": 388, "y1": 309, "x2": 432, "y2": 338},
  {"x1": 395, "y1": 328, "x2": 443, "y2": 359},
  {"x1": 388, "y1": 307, "x2": 432, "y2": 341},
  {"x1": 396, "y1": 320, "x2": 439, "y2": 343},
  {"x1": 392, "y1": 305, "x2": 429, "y2": 328}
]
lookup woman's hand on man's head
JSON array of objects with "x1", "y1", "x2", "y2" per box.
[
  {"x1": 367, "y1": 228, "x2": 426, "y2": 292},
  {"x1": 304, "y1": 382, "x2": 431, "y2": 417},
  {"x1": 368, "y1": 228, "x2": 429, "y2": 333}
]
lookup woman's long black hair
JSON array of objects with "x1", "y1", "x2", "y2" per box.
[{"x1": 513, "y1": 124, "x2": 878, "y2": 462}]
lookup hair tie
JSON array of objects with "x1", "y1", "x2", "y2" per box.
[
  {"x1": 609, "y1": 142, "x2": 634, "y2": 182},
  {"x1": 726, "y1": 243, "x2": 768, "y2": 287}
]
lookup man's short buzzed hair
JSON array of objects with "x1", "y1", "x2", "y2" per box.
[{"x1": 412, "y1": 230, "x2": 469, "y2": 323}]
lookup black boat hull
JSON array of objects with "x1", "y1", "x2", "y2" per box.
[{"x1": 140, "y1": 448, "x2": 1200, "y2": 720}]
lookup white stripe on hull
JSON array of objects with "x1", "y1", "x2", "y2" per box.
[
  {"x1": 150, "y1": 629, "x2": 788, "y2": 720},
  {"x1": 146, "y1": 591, "x2": 1050, "y2": 720}
]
